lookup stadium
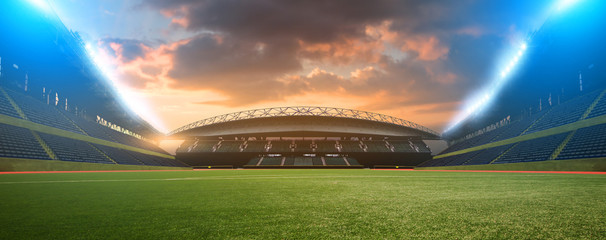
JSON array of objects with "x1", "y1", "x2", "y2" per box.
[
  {"x1": 1, "y1": 0, "x2": 605, "y2": 239},
  {"x1": 171, "y1": 106, "x2": 439, "y2": 168}
]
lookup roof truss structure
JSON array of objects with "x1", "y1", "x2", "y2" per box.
[{"x1": 169, "y1": 106, "x2": 440, "y2": 137}]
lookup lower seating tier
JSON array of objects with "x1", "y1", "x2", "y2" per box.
[
  {"x1": 0, "y1": 123, "x2": 50, "y2": 160},
  {"x1": 494, "y1": 133, "x2": 568, "y2": 164},
  {"x1": 0, "y1": 123, "x2": 184, "y2": 167},
  {"x1": 39, "y1": 133, "x2": 114, "y2": 164},
  {"x1": 557, "y1": 124, "x2": 606, "y2": 160}
]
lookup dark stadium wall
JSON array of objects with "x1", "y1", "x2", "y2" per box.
[
  {"x1": 177, "y1": 153, "x2": 256, "y2": 168},
  {"x1": 177, "y1": 152, "x2": 432, "y2": 168},
  {"x1": 351, "y1": 152, "x2": 431, "y2": 167},
  {"x1": 0, "y1": 157, "x2": 191, "y2": 172},
  {"x1": 424, "y1": 140, "x2": 448, "y2": 154}
]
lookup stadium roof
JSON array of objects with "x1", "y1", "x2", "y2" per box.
[{"x1": 168, "y1": 106, "x2": 441, "y2": 139}]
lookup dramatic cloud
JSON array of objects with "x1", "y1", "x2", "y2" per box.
[
  {"x1": 143, "y1": 0, "x2": 403, "y2": 42},
  {"x1": 168, "y1": 34, "x2": 301, "y2": 84},
  {"x1": 84, "y1": 0, "x2": 556, "y2": 130},
  {"x1": 97, "y1": 38, "x2": 184, "y2": 89},
  {"x1": 136, "y1": 2, "x2": 467, "y2": 85},
  {"x1": 99, "y1": 38, "x2": 148, "y2": 63}
]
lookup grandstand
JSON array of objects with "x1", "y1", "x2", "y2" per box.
[
  {"x1": 0, "y1": 86, "x2": 185, "y2": 169},
  {"x1": 0, "y1": 0, "x2": 185, "y2": 170},
  {"x1": 171, "y1": 106, "x2": 439, "y2": 168},
  {"x1": 424, "y1": 0, "x2": 606, "y2": 171},
  {"x1": 422, "y1": 88, "x2": 606, "y2": 169}
]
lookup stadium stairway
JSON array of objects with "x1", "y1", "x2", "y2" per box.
[
  {"x1": 242, "y1": 155, "x2": 363, "y2": 168},
  {"x1": 547, "y1": 89, "x2": 605, "y2": 161},
  {"x1": 0, "y1": 87, "x2": 27, "y2": 119},
  {"x1": 549, "y1": 130, "x2": 576, "y2": 160},
  {"x1": 30, "y1": 130, "x2": 57, "y2": 160}
]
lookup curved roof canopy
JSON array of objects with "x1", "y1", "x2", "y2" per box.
[{"x1": 169, "y1": 106, "x2": 441, "y2": 139}]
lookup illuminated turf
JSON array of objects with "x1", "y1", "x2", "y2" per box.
[{"x1": 1, "y1": 169, "x2": 605, "y2": 239}]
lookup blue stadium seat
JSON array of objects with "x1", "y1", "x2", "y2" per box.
[
  {"x1": 557, "y1": 124, "x2": 606, "y2": 160},
  {"x1": 94, "y1": 144, "x2": 143, "y2": 165},
  {"x1": 5, "y1": 88, "x2": 84, "y2": 133},
  {"x1": 526, "y1": 91, "x2": 600, "y2": 133},
  {"x1": 494, "y1": 133, "x2": 568, "y2": 164},
  {"x1": 0, "y1": 89, "x2": 21, "y2": 118},
  {"x1": 0, "y1": 123, "x2": 50, "y2": 160},
  {"x1": 38, "y1": 132, "x2": 114, "y2": 164}
]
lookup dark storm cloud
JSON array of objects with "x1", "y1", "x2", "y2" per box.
[
  {"x1": 168, "y1": 34, "x2": 300, "y2": 83},
  {"x1": 142, "y1": 0, "x2": 542, "y2": 43},
  {"x1": 167, "y1": 33, "x2": 307, "y2": 106},
  {"x1": 135, "y1": 0, "x2": 555, "y2": 109},
  {"x1": 143, "y1": 0, "x2": 406, "y2": 43}
]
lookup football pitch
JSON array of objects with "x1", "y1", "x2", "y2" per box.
[{"x1": 1, "y1": 169, "x2": 605, "y2": 239}]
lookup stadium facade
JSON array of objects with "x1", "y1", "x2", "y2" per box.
[{"x1": 170, "y1": 106, "x2": 440, "y2": 168}]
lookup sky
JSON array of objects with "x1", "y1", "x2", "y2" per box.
[{"x1": 46, "y1": 0, "x2": 559, "y2": 134}]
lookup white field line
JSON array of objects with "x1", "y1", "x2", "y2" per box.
[{"x1": 0, "y1": 174, "x2": 557, "y2": 185}]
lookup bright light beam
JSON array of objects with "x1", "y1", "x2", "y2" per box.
[
  {"x1": 83, "y1": 42, "x2": 168, "y2": 133},
  {"x1": 446, "y1": 0, "x2": 585, "y2": 134},
  {"x1": 26, "y1": 0, "x2": 52, "y2": 12},
  {"x1": 446, "y1": 41, "x2": 528, "y2": 132},
  {"x1": 556, "y1": 0, "x2": 580, "y2": 11},
  {"x1": 29, "y1": 1, "x2": 167, "y2": 133}
]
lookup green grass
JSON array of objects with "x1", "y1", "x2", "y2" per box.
[
  {"x1": 415, "y1": 158, "x2": 606, "y2": 172},
  {"x1": 1, "y1": 169, "x2": 605, "y2": 239}
]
